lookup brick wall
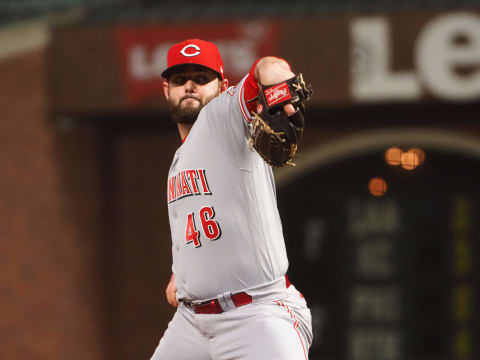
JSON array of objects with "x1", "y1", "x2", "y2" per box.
[{"x1": 0, "y1": 48, "x2": 106, "y2": 359}]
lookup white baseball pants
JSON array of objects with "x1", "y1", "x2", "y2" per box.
[{"x1": 150, "y1": 283, "x2": 313, "y2": 360}]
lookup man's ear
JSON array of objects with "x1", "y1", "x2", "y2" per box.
[
  {"x1": 162, "y1": 80, "x2": 170, "y2": 100},
  {"x1": 219, "y1": 79, "x2": 229, "y2": 93}
]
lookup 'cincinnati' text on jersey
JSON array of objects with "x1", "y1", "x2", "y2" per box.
[{"x1": 168, "y1": 169, "x2": 212, "y2": 203}]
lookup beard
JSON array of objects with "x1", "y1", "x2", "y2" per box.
[{"x1": 168, "y1": 91, "x2": 219, "y2": 124}]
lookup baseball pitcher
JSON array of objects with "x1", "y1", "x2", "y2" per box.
[{"x1": 150, "y1": 39, "x2": 313, "y2": 360}]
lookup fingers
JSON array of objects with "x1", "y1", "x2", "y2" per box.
[
  {"x1": 166, "y1": 287, "x2": 179, "y2": 307},
  {"x1": 166, "y1": 274, "x2": 179, "y2": 308},
  {"x1": 167, "y1": 292, "x2": 179, "y2": 307},
  {"x1": 283, "y1": 103, "x2": 295, "y2": 116}
]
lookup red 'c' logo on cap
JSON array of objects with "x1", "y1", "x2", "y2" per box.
[{"x1": 180, "y1": 44, "x2": 201, "y2": 57}]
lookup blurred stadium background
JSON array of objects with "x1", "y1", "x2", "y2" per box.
[{"x1": 1, "y1": 0, "x2": 479, "y2": 359}]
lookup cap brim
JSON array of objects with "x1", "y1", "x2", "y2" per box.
[{"x1": 162, "y1": 64, "x2": 223, "y2": 79}]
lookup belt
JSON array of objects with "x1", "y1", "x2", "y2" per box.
[
  {"x1": 184, "y1": 275, "x2": 292, "y2": 315},
  {"x1": 190, "y1": 291, "x2": 252, "y2": 314}
]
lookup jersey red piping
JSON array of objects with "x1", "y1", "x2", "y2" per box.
[
  {"x1": 275, "y1": 300, "x2": 308, "y2": 360},
  {"x1": 238, "y1": 80, "x2": 253, "y2": 124}
]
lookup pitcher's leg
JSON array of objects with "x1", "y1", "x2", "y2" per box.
[
  {"x1": 150, "y1": 305, "x2": 212, "y2": 360},
  {"x1": 210, "y1": 299, "x2": 312, "y2": 360}
]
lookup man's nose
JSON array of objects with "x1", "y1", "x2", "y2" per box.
[{"x1": 184, "y1": 79, "x2": 196, "y2": 92}]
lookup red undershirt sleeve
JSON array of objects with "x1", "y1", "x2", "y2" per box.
[{"x1": 243, "y1": 58, "x2": 262, "y2": 113}]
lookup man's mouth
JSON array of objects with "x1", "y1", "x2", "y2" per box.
[{"x1": 180, "y1": 96, "x2": 201, "y2": 104}]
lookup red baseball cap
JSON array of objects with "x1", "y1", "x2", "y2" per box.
[{"x1": 162, "y1": 39, "x2": 224, "y2": 79}]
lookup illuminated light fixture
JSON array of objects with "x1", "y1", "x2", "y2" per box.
[
  {"x1": 384, "y1": 146, "x2": 403, "y2": 166},
  {"x1": 368, "y1": 177, "x2": 387, "y2": 197},
  {"x1": 401, "y1": 151, "x2": 420, "y2": 170},
  {"x1": 408, "y1": 147, "x2": 426, "y2": 166}
]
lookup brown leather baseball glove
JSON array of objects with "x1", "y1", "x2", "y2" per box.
[{"x1": 249, "y1": 73, "x2": 312, "y2": 167}]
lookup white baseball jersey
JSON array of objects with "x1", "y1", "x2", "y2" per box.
[{"x1": 167, "y1": 75, "x2": 289, "y2": 301}]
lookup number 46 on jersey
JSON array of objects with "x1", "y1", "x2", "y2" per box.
[{"x1": 185, "y1": 206, "x2": 221, "y2": 248}]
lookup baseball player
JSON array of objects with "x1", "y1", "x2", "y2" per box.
[{"x1": 150, "y1": 39, "x2": 313, "y2": 360}]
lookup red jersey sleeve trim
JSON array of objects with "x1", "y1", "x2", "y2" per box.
[
  {"x1": 245, "y1": 58, "x2": 262, "y2": 101},
  {"x1": 238, "y1": 58, "x2": 261, "y2": 124},
  {"x1": 238, "y1": 80, "x2": 255, "y2": 124}
]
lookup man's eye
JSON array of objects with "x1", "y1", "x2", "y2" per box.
[
  {"x1": 173, "y1": 76, "x2": 187, "y2": 86},
  {"x1": 194, "y1": 75, "x2": 209, "y2": 85}
]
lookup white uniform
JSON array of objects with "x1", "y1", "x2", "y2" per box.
[{"x1": 151, "y1": 75, "x2": 312, "y2": 360}]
